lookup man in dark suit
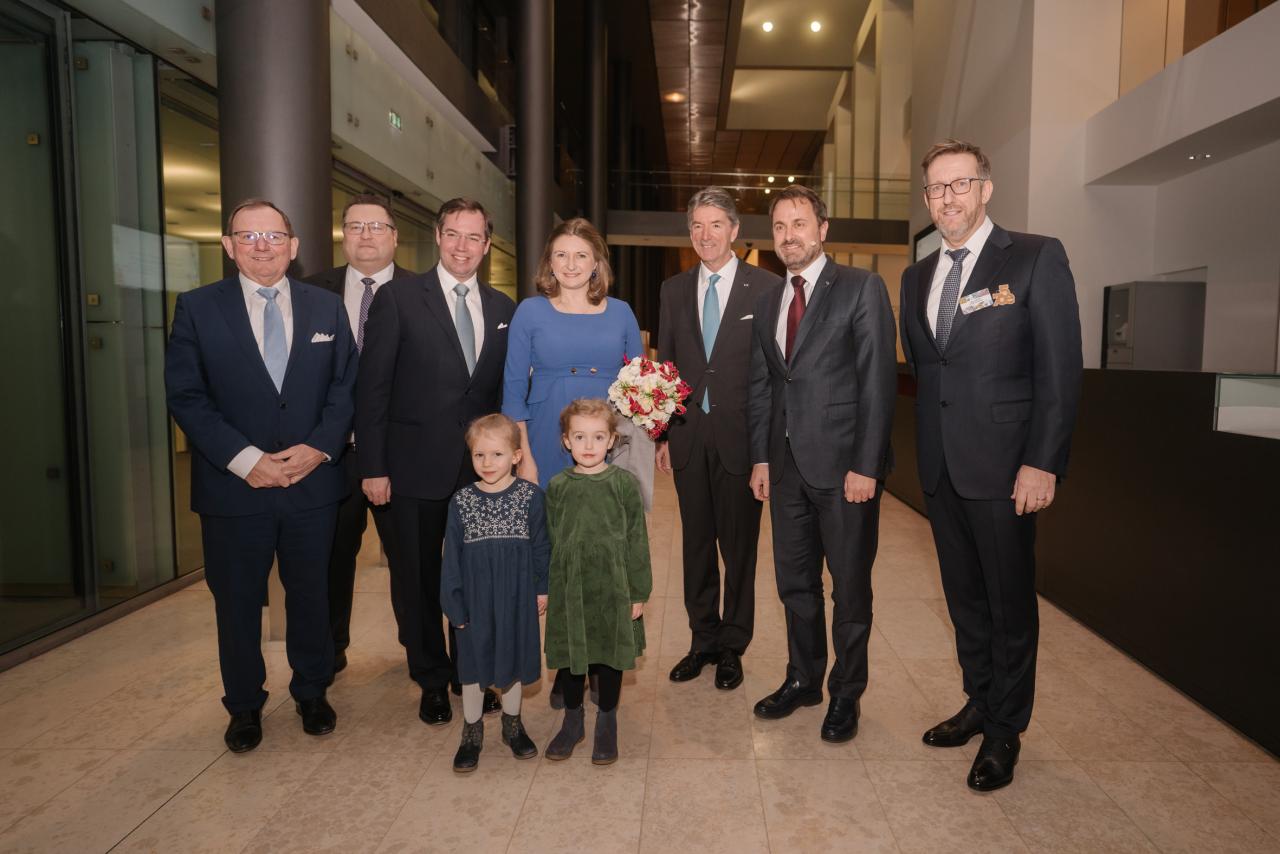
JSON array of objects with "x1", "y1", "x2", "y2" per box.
[
  {"x1": 356, "y1": 197, "x2": 515, "y2": 725},
  {"x1": 165, "y1": 198, "x2": 358, "y2": 752},
  {"x1": 305, "y1": 193, "x2": 414, "y2": 674},
  {"x1": 746, "y1": 185, "x2": 897, "y2": 744},
  {"x1": 657, "y1": 187, "x2": 782, "y2": 691},
  {"x1": 899, "y1": 139, "x2": 1082, "y2": 791}
]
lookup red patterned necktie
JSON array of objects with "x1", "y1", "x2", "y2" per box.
[{"x1": 785, "y1": 275, "x2": 806, "y2": 362}]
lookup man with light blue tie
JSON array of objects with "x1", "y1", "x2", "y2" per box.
[
  {"x1": 657, "y1": 187, "x2": 783, "y2": 691},
  {"x1": 166, "y1": 198, "x2": 358, "y2": 753}
]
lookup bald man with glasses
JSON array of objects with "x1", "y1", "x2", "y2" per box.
[{"x1": 306, "y1": 193, "x2": 416, "y2": 675}]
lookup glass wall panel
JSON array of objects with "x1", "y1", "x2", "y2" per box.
[{"x1": 0, "y1": 0, "x2": 86, "y2": 652}]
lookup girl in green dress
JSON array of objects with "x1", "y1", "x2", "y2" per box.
[{"x1": 543, "y1": 398, "x2": 652, "y2": 765}]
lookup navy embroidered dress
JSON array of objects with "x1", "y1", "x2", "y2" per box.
[{"x1": 440, "y1": 479, "x2": 550, "y2": 688}]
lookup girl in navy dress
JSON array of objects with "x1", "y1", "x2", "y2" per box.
[{"x1": 441, "y1": 414, "x2": 550, "y2": 772}]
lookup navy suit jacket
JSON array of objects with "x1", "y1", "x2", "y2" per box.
[
  {"x1": 165, "y1": 275, "x2": 359, "y2": 516},
  {"x1": 899, "y1": 224, "x2": 1083, "y2": 499}
]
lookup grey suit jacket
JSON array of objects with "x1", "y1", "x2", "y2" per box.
[
  {"x1": 658, "y1": 260, "x2": 783, "y2": 475},
  {"x1": 747, "y1": 255, "x2": 897, "y2": 490}
]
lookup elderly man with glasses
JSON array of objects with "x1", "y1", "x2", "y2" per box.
[
  {"x1": 165, "y1": 198, "x2": 358, "y2": 753},
  {"x1": 305, "y1": 193, "x2": 415, "y2": 676}
]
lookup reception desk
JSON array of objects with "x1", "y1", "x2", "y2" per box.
[{"x1": 887, "y1": 367, "x2": 1280, "y2": 756}]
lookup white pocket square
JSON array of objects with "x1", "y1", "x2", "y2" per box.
[
  {"x1": 311, "y1": 332, "x2": 334, "y2": 343},
  {"x1": 497, "y1": 322, "x2": 509, "y2": 330},
  {"x1": 740, "y1": 314, "x2": 753, "y2": 320}
]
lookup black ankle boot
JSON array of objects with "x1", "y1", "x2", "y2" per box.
[
  {"x1": 546, "y1": 706, "x2": 585, "y2": 760},
  {"x1": 592, "y1": 707, "x2": 618, "y2": 765},
  {"x1": 501, "y1": 713, "x2": 538, "y2": 759},
  {"x1": 452, "y1": 720, "x2": 483, "y2": 773}
]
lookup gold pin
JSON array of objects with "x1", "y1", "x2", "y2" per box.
[{"x1": 993, "y1": 284, "x2": 1016, "y2": 306}]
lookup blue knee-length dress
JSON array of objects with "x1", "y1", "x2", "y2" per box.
[{"x1": 501, "y1": 296, "x2": 644, "y2": 489}]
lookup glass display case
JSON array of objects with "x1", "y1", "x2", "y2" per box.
[{"x1": 1215, "y1": 373, "x2": 1280, "y2": 440}]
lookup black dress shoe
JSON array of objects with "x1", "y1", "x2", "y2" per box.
[
  {"x1": 820, "y1": 697, "x2": 860, "y2": 743},
  {"x1": 333, "y1": 650, "x2": 348, "y2": 674},
  {"x1": 296, "y1": 696, "x2": 337, "y2": 735},
  {"x1": 968, "y1": 734, "x2": 1020, "y2": 791},
  {"x1": 419, "y1": 687, "x2": 453, "y2": 726},
  {"x1": 753, "y1": 679, "x2": 822, "y2": 720},
  {"x1": 714, "y1": 650, "x2": 744, "y2": 690},
  {"x1": 922, "y1": 701, "x2": 985, "y2": 748},
  {"x1": 483, "y1": 688, "x2": 502, "y2": 715},
  {"x1": 668, "y1": 650, "x2": 717, "y2": 682},
  {"x1": 224, "y1": 709, "x2": 262, "y2": 753}
]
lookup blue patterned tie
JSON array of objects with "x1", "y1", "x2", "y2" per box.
[
  {"x1": 701, "y1": 273, "x2": 721, "y2": 413},
  {"x1": 257, "y1": 286, "x2": 287, "y2": 391},
  {"x1": 453, "y1": 282, "x2": 476, "y2": 374},
  {"x1": 935, "y1": 248, "x2": 970, "y2": 351}
]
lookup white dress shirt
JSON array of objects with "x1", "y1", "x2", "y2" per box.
[
  {"x1": 697, "y1": 255, "x2": 738, "y2": 337},
  {"x1": 343, "y1": 262, "x2": 393, "y2": 338},
  {"x1": 437, "y1": 262, "x2": 485, "y2": 356},
  {"x1": 774, "y1": 253, "x2": 829, "y2": 355},
  {"x1": 927, "y1": 215, "x2": 994, "y2": 335},
  {"x1": 227, "y1": 275, "x2": 293, "y2": 479}
]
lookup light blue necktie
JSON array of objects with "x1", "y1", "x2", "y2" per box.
[
  {"x1": 257, "y1": 286, "x2": 287, "y2": 391},
  {"x1": 935, "y1": 248, "x2": 970, "y2": 351},
  {"x1": 701, "y1": 272, "x2": 721, "y2": 413},
  {"x1": 453, "y1": 282, "x2": 477, "y2": 374}
]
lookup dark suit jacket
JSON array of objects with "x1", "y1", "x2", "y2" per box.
[
  {"x1": 303, "y1": 262, "x2": 417, "y2": 300},
  {"x1": 165, "y1": 276, "x2": 358, "y2": 516},
  {"x1": 658, "y1": 260, "x2": 783, "y2": 475},
  {"x1": 747, "y1": 256, "x2": 897, "y2": 490},
  {"x1": 899, "y1": 223, "x2": 1083, "y2": 500},
  {"x1": 355, "y1": 267, "x2": 516, "y2": 500}
]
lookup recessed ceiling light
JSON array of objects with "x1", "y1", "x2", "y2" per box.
[
  {"x1": 1204, "y1": 153, "x2": 1212, "y2": 158},
  {"x1": 787, "y1": 175, "x2": 795, "y2": 183},
  {"x1": 1188, "y1": 155, "x2": 1196, "y2": 160},
  {"x1": 762, "y1": 21, "x2": 774, "y2": 33},
  {"x1": 767, "y1": 175, "x2": 775, "y2": 183},
  {"x1": 664, "y1": 91, "x2": 686, "y2": 103},
  {"x1": 810, "y1": 20, "x2": 822, "y2": 32},
  {"x1": 764, "y1": 188, "x2": 771, "y2": 195}
]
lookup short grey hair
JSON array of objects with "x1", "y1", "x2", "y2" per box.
[{"x1": 686, "y1": 186, "x2": 739, "y2": 230}]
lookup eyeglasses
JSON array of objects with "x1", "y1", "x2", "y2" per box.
[
  {"x1": 231, "y1": 230, "x2": 290, "y2": 245},
  {"x1": 438, "y1": 228, "x2": 486, "y2": 247},
  {"x1": 923, "y1": 177, "x2": 986, "y2": 199},
  {"x1": 343, "y1": 221, "x2": 395, "y2": 235}
]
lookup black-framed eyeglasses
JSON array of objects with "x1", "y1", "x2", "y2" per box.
[
  {"x1": 923, "y1": 177, "x2": 986, "y2": 199},
  {"x1": 231, "y1": 230, "x2": 290, "y2": 245},
  {"x1": 343, "y1": 221, "x2": 396, "y2": 235}
]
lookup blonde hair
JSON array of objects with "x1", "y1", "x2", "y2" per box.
[
  {"x1": 558, "y1": 398, "x2": 618, "y2": 437},
  {"x1": 465, "y1": 413, "x2": 521, "y2": 453},
  {"x1": 921, "y1": 139, "x2": 991, "y2": 179},
  {"x1": 535, "y1": 218, "x2": 612, "y2": 304}
]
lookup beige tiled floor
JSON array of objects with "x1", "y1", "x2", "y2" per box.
[{"x1": 0, "y1": 473, "x2": 1276, "y2": 853}]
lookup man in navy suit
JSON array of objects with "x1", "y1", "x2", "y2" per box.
[{"x1": 166, "y1": 198, "x2": 358, "y2": 753}]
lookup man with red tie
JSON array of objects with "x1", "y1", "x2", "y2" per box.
[{"x1": 746, "y1": 185, "x2": 897, "y2": 744}]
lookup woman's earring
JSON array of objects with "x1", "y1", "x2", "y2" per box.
[{"x1": 590, "y1": 269, "x2": 597, "y2": 280}]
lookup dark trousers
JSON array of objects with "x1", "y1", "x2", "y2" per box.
[
  {"x1": 387, "y1": 492, "x2": 459, "y2": 690},
  {"x1": 925, "y1": 465, "x2": 1038, "y2": 738},
  {"x1": 770, "y1": 444, "x2": 880, "y2": 700},
  {"x1": 327, "y1": 446, "x2": 393, "y2": 655},
  {"x1": 560, "y1": 665, "x2": 623, "y2": 712},
  {"x1": 201, "y1": 500, "x2": 338, "y2": 713},
  {"x1": 671, "y1": 418, "x2": 762, "y2": 655}
]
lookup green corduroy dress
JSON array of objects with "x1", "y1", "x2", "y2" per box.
[{"x1": 544, "y1": 465, "x2": 652, "y2": 674}]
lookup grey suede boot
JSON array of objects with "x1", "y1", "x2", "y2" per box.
[
  {"x1": 545, "y1": 706, "x2": 585, "y2": 761},
  {"x1": 452, "y1": 719, "x2": 483, "y2": 773},
  {"x1": 501, "y1": 713, "x2": 538, "y2": 759},
  {"x1": 591, "y1": 707, "x2": 618, "y2": 765}
]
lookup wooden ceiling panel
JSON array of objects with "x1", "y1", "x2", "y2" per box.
[
  {"x1": 649, "y1": 0, "x2": 689, "y2": 20},
  {"x1": 657, "y1": 66, "x2": 690, "y2": 94},
  {"x1": 758, "y1": 131, "x2": 792, "y2": 169},
  {"x1": 689, "y1": 0, "x2": 731, "y2": 20},
  {"x1": 780, "y1": 132, "x2": 816, "y2": 171},
  {"x1": 652, "y1": 20, "x2": 690, "y2": 67}
]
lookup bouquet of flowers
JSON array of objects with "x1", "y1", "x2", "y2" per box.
[{"x1": 608, "y1": 355, "x2": 692, "y2": 439}]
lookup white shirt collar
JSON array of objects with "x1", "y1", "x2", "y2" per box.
[
  {"x1": 700, "y1": 254, "x2": 738, "y2": 287},
  {"x1": 436, "y1": 262, "x2": 479, "y2": 294},
  {"x1": 346, "y1": 262, "x2": 394, "y2": 287},
  {"x1": 944, "y1": 216, "x2": 994, "y2": 260},
  {"x1": 788, "y1": 253, "x2": 828, "y2": 288},
  {"x1": 239, "y1": 274, "x2": 289, "y2": 298}
]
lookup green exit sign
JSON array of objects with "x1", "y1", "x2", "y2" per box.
[{"x1": 388, "y1": 110, "x2": 402, "y2": 131}]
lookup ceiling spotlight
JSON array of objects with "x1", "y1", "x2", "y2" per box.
[
  {"x1": 762, "y1": 21, "x2": 774, "y2": 33},
  {"x1": 764, "y1": 188, "x2": 772, "y2": 194},
  {"x1": 1204, "y1": 153, "x2": 1212, "y2": 158},
  {"x1": 664, "y1": 91, "x2": 686, "y2": 103},
  {"x1": 810, "y1": 20, "x2": 822, "y2": 32},
  {"x1": 1188, "y1": 155, "x2": 1196, "y2": 160},
  {"x1": 787, "y1": 175, "x2": 795, "y2": 183},
  {"x1": 767, "y1": 175, "x2": 775, "y2": 183}
]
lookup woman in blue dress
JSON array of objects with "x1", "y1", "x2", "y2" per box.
[{"x1": 502, "y1": 217, "x2": 644, "y2": 490}]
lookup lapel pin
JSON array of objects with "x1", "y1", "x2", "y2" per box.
[{"x1": 993, "y1": 284, "x2": 1016, "y2": 306}]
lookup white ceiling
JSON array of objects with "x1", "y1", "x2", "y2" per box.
[
  {"x1": 736, "y1": 0, "x2": 870, "y2": 67},
  {"x1": 726, "y1": 68, "x2": 844, "y2": 130}
]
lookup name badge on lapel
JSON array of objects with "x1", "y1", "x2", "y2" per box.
[{"x1": 958, "y1": 289, "x2": 994, "y2": 315}]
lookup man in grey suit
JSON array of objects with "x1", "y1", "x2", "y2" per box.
[
  {"x1": 747, "y1": 184, "x2": 897, "y2": 743},
  {"x1": 657, "y1": 187, "x2": 782, "y2": 691}
]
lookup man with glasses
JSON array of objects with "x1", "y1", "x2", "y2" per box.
[
  {"x1": 899, "y1": 140, "x2": 1082, "y2": 790},
  {"x1": 356, "y1": 197, "x2": 515, "y2": 725},
  {"x1": 166, "y1": 198, "x2": 357, "y2": 752},
  {"x1": 305, "y1": 193, "x2": 415, "y2": 675}
]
